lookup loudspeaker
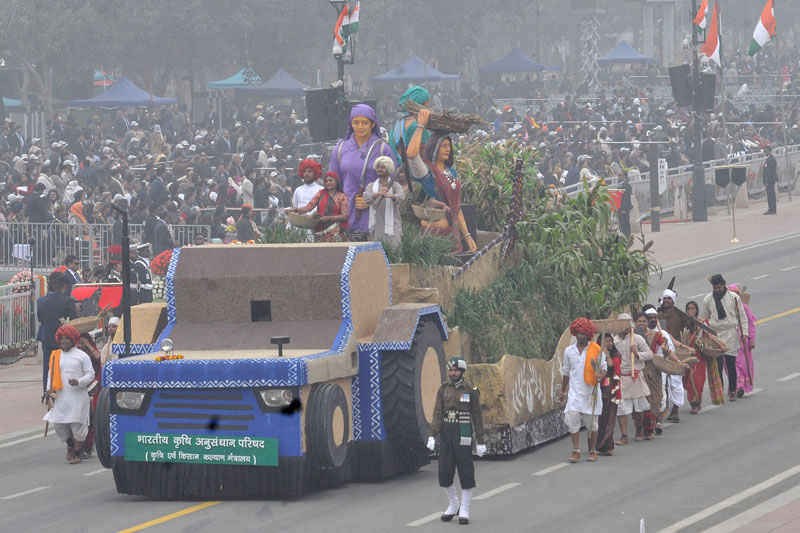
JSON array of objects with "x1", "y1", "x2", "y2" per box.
[
  {"x1": 305, "y1": 88, "x2": 342, "y2": 142},
  {"x1": 696, "y1": 72, "x2": 716, "y2": 112},
  {"x1": 714, "y1": 168, "x2": 730, "y2": 188},
  {"x1": 731, "y1": 166, "x2": 747, "y2": 186},
  {"x1": 668, "y1": 64, "x2": 692, "y2": 107}
]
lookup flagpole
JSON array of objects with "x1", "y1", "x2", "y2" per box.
[{"x1": 774, "y1": 0, "x2": 790, "y2": 201}]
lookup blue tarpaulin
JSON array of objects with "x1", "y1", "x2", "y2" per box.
[
  {"x1": 480, "y1": 48, "x2": 548, "y2": 74},
  {"x1": 370, "y1": 55, "x2": 460, "y2": 84},
  {"x1": 597, "y1": 42, "x2": 658, "y2": 65},
  {"x1": 236, "y1": 68, "x2": 307, "y2": 98},
  {"x1": 2, "y1": 97, "x2": 22, "y2": 109},
  {"x1": 207, "y1": 68, "x2": 263, "y2": 90},
  {"x1": 68, "y1": 77, "x2": 177, "y2": 108}
]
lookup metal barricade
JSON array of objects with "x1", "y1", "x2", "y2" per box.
[
  {"x1": 0, "y1": 222, "x2": 210, "y2": 274},
  {"x1": 0, "y1": 279, "x2": 40, "y2": 356}
]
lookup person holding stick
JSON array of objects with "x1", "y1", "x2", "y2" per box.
[
  {"x1": 559, "y1": 318, "x2": 607, "y2": 463},
  {"x1": 727, "y1": 284, "x2": 756, "y2": 398},
  {"x1": 614, "y1": 313, "x2": 654, "y2": 444}
]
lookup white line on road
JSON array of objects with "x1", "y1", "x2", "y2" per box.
[
  {"x1": 0, "y1": 433, "x2": 50, "y2": 449},
  {"x1": 83, "y1": 468, "x2": 110, "y2": 477},
  {"x1": 703, "y1": 405, "x2": 720, "y2": 412},
  {"x1": 781, "y1": 265, "x2": 799, "y2": 272},
  {"x1": 657, "y1": 464, "x2": 800, "y2": 533},
  {"x1": 661, "y1": 232, "x2": 800, "y2": 272},
  {"x1": 777, "y1": 372, "x2": 800, "y2": 382},
  {"x1": 473, "y1": 482, "x2": 521, "y2": 501},
  {"x1": 1, "y1": 486, "x2": 50, "y2": 500},
  {"x1": 689, "y1": 293, "x2": 706, "y2": 299},
  {"x1": 533, "y1": 463, "x2": 570, "y2": 476},
  {"x1": 751, "y1": 274, "x2": 771, "y2": 280},
  {"x1": 700, "y1": 484, "x2": 800, "y2": 533},
  {"x1": 0, "y1": 425, "x2": 47, "y2": 443},
  {"x1": 406, "y1": 512, "x2": 442, "y2": 527}
]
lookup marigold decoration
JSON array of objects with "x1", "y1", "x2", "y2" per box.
[
  {"x1": 52, "y1": 265, "x2": 68, "y2": 274},
  {"x1": 150, "y1": 249, "x2": 174, "y2": 277},
  {"x1": 155, "y1": 354, "x2": 184, "y2": 362}
]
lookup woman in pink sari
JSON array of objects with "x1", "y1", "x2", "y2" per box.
[{"x1": 728, "y1": 285, "x2": 756, "y2": 397}]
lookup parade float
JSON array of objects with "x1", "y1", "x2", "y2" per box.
[{"x1": 92, "y1": 119, "x2": 654, "y2": 498}]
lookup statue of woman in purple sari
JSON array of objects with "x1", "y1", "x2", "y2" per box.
[{"x1": 328, "y1": 104, "x2": 394, "y2": 237}]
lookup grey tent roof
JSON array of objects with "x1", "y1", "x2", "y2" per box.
[
  {"x1": 597, "y1": 42, "x2": 658, "y2": 65},
  {"x1": 480, "y1": 48, "x2": 548, "y2": 73},
  {"x1": 68, "y1": 77, "x2": 177, "y2": 107},
  {"x1": 371, "y1": 55, "x2": 460, "y2": 84}
]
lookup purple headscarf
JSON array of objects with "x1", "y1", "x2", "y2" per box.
[{"x1": 345, "y1": 104, "x2": 381, "y2": 140}]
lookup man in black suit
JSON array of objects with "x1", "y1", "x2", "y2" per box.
[
  {"x1": 36, "y1": 272, "x2": 77, "y2": 394},
  {"x1": 63, "y1": 255, "x2": 82, "y2": 291},
  {"x1": 763, "y1": 146, "x2": 778, "y2": 215},
  {"x1": 113, "y1": 110, "x2": 130, "y2": 138},
  {"x1": 8, "y1": 124, "x2": 25, "y2": 155}
]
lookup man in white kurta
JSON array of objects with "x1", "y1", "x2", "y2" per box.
[
  {"x1": 614, "y1": 314, "x2": 654, "y2": 444},
  {"x1": 700, "y1": 274, "x2": 749, "y2": 401},
  {"x1": 44, "y1": 326, "x2": 95, "y2": 464},
  {"x1": 559, "y1": 318, "x2": 607, "y2": 463}
]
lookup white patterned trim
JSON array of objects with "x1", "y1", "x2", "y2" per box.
[
  {"x1": 367, "y1": 347, "x2": 383, "y2": 439},
  {"x1": 111, "y1": 343, "x2": 156, "y2": 355},
  {"x1": 109, "y1": 413, "x2": 120, "y2": 455},
  {"x1": 351, "y1": 373, "x2": 362, "y2": 440}
]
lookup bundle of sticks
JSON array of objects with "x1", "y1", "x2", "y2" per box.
[{"x1": 404, "y1": 100, "x2": 487, "y2": 134}]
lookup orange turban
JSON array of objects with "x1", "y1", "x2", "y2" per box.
[
  {"x1": 55, "y1": 325, "x2": 80, "y2": 346},
  {"x1": 298, "y1": 158, "x2": 322, "y2": 179},
  {"x1": 569, "y1": 318, "x2": 596, "y2": 338}
]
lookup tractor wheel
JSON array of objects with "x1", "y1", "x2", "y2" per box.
[
  {"x1": 94, "y1": 387, "x2": 113, "y2": 469},
  {"x1": 306, "y1": 383, "x2": 350, "y2": 469},
  {"x1": 381, "y1": 319, "x2": 446, "y2": 472}
]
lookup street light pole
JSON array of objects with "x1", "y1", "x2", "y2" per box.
[{"x1": 691, "y1": 0, "x2": 708, "y2": 222}]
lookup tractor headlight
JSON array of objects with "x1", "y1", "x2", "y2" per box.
[
  {"x1": 258, "y1": 388, "x2": 294, "y2": 407},
  {"x1": 116, "y1": 391, "x2": 147, "y2": 410}
]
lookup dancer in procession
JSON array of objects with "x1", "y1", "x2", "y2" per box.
[
  {"x1": 614, "y1": 313, "x2": 654, "y2": 444},
  {"x1": 596, "y1": 332, "x2": 621, "y2": 456},
  {"x1": 727, "y1": 284, "x2": 756, "y2": 398}
]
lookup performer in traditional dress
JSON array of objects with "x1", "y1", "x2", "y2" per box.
[
  {"x1": 43, "y1": 325, "x2": 95, "y2": 464},
  {"x1": 701, "y1": 274, "x2": 749, "y2": 402},
  {"x1": 389, "y1": 85, "x2": 432, "y2": 167},
  {"x1": 559, "y1": 318, "x2": 607, "y2": 463},
  {"x1": 644, "y1": 307, "x2": 685, "y2": 426},
  {"x1": 614, "y1": 313, "x2": 654, "y2": 444},
  {"x1": 78, "y1": 332, "x2": 101, "y2": 459},
  {"x1": 406, "y1": 108, "x2": 477, "y2": 253},
  {"x1": 428, "y1": 358, "x2": 485, "y2": 525},
  {"x1": 328, "y1": 104, "x2": 394, "y2": 239},
  {"x1": 100, "y1": 316, "x2": 120, "y2": 365},
  {"x1": 289, "y1": 171, "x2": 349, "y2": 243},
  {"x1": 363, "y1": 155, "x2": 405, "y2": 247},
  {"x1": 596, "y1": 333, "x2": 621, "y2": 456},
  {"x1": 658, "y1": 287, "x2": 690, "y2": 421},
  {"x1": 682, "y1": 300, "x2": 725, "y2": 412},
  {"x1": 728, "y1": 284, "x2": 756, "y2": 398}
]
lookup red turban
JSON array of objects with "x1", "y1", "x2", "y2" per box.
[
  {"x1": 570, "y1": 318, "x2": 596, "y2": 338},
  {"x1": 298, "y1": 159, "x2": 322, "y2": 179},
  {"x1": 108, "y1": 244, "x2": 123, "y2": 264},
  {"x1": 55, "y1": 325, "x2": 81, "y2": 346}
]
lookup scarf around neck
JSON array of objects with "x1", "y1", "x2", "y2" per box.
[{"x1": 712, "y1": 288, "x2": 727, "y2": 320}]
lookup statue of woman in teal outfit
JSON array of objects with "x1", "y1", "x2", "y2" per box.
[{"x1": 389, "y1": 85, "x2": 432, "y2": 166}]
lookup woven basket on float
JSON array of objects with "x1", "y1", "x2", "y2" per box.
[
  {"x1": 694, "y1": 337, "x2": 728, "y2": 358},
  {"x1": 286, "y1": 211, "x2": 319, "y2": 229},
  {"x1": 652, "y1": 356, "x2": 687, "y2": 376},
  {"x1": 412, "y1": 204, "x2": 446, "y2": 222},
  {"x1": 591, "y1": 319, "x2": 632, "y2": 336},
  {"x1": 61, "y1": 316, "x2": 102, "y2": 334}
]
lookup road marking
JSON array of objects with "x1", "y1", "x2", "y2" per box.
[
  {"x1": 0, "y1": 425, "x2": 47, "y2": 443},
  {"x1": 117, "y1": 501, "x2": 221, "y2": 532},
  {"x1": 689, "y1": 293, "x2": 706, "y2": 299},
  {"x1": 657, "y1": 464, "x2": 800, "y2": 533},
  {"x1": 0, "y1": 433, "x2": 50, "y2": 449},
  {"x1": 701, "y1": 484, "x2": 800, "y2": 533},
  {"x1": 703, "y1": 405, "x2": 720, "y2": 412},
  {"x1": 781, "y1": 265, "x2": 799, "y2": 272},
  {"x1": 533, "y1": 463, "x2": 570, "y2": 476},
  {"x1": 1, "y1": 486, "x2": 50, "y2": 500},
  {"x1": 757, "y1": 306, "x2": 800, "y2": 325},
  {"x1": 751, "y1": 274, "x2": 770, "y2": 280},
  {"x1": 473, "y1": 482, "x2": 521, "y2": 501},
  {"x1": 777, "y1": 372, "x2": 800, "y2": 382},
  {"x1": 406, "y1": 512, "x2": 443, "y2": 527},
  {"x1": 661, "y1": 232, "x2": 800, "y2": 272},
  {"x1": 83, "y1": 468, "x2": 110, "y2": 477}
]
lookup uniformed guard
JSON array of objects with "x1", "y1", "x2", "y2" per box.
[
  {"x1": 427, "y1": 357, "x2": 485, "y2": 525},
  {"x1": 127, "y1": 246, "x2": 140, "y2": 307},
  {"x1": 132, "y1": 243, "x2": 153, "y2": 304}
]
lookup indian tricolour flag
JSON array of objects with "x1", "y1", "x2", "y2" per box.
[
  {"x1": 332, "y1": 4, "x2": 350, "y2": 55},
  {"x1": 748, "y1": 0, "x2": 776, "y2": 56},
  {"x1": 701, "y1": 0, "x2": 721, "y2": 70},
  {"x1": 694, "y1": 0, "x2": 709, "y2": 31},
  {"x1": 349, "y1": 2, "x2": 359, "y2": 35}
]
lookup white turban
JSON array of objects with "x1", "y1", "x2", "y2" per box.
[
  {"x1": 662, "y1": 289, "x2": 677, "y2": 302},
  {"x1": 373, "y1": 155, "x2": 395, "y2": 174}
]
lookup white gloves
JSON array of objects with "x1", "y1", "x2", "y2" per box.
[
  {"x1": 476, "y1": 444, "x2": 487, "y2": 457},
  {"x1": 426, "y1": 437, "x2": 436, "y2": 451}
]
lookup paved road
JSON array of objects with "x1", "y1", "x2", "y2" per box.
[{"x1": 1, "y1": 234, "x2": 798, "y2": 533}]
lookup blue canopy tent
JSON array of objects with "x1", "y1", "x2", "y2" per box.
[
  {"x1": 480, "y1": 48, "x2": 548, "y2": 74},
  {"x1": 67, "y1": 77, "x2": 177, "y2": 107},
  {"x1": 370, "y1": 55, "x2": 460, "y2": 84},
  {"x1": 207, "y1": 68, "x2": 263, "y2": 90},
  {"x1": 597, "y1": 42, "x2": 658, "y2": 65},
  {"x1": 236, "y1": 68, "x2": 307, "y2": 98}
]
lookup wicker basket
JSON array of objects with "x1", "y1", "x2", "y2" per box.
[
  {"x1": 591, "y1": 319, "x2": 632, "y2": 336},
  {"x1": 681, "y1": 356, "x2": 700, "y2": 366},
  {"x1": 412, "y1": 204, "x2": 447, "y2": 222},
  {"x1": 695, "y1": 337, "x2": 728, "y2": 358},
  {"x1": 652, "y1": 356, "x2": 687, "y2": 376},
  {"x1": 286, "y1": 211, "x2": 319, "y2": 229},
  {"x1": 675, "y1": 345, "x2": 695, "y2": 361},
  {"x1": 62, "y1": 316, "x2": 102, "y2": 334}
]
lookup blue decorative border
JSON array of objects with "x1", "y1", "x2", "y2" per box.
[
  {"x1": 109, "y1": 413, "x2": 120, "y2": 455},
  {"x1": 366, "y1": 306, "x2": 449, "y2": 352},
  {"x1": 111, "y1": 343, "x2": 156, "y2": 356}
]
